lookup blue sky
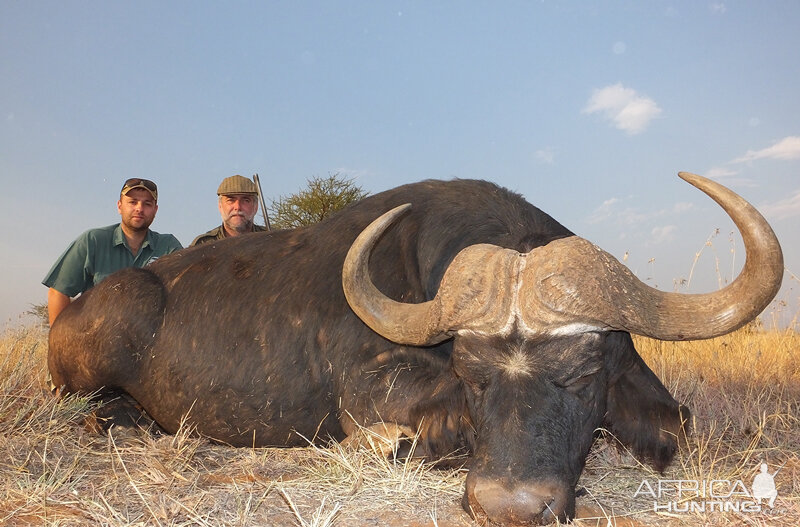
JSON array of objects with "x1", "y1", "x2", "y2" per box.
[{"x1": 2, "y1": 1, "x2": 798, "y2": 327}]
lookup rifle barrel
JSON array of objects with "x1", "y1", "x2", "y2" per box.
[{"x1": 253, "y1": 174, "x2": 271, "y2": 230}]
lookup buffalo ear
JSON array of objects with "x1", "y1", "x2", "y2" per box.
[{"x1": 603, "y1": 339, "x2": 689, "y2": 473}]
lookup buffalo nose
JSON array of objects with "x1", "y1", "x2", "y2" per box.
[{"x1": 464, "y1": 476, "x2": 575, "y2": 525}]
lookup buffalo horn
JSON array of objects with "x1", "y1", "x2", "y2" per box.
[
  {"x1": 518, "y1": 172, "x2": 784, "y2": 340},
  {"x1": 342, "y1": 204, "x2": 522, "y2": 345},
  {"x1": 343, "y1": 173, "x2": 784, "y2": 343}
]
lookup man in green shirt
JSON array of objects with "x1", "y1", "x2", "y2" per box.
[
  {"x1": 42, "y1": 178, "x2": 183, "y2": 325},
  {"x1": 190, "y1": 175, "x2": 267, "y2": 247}
]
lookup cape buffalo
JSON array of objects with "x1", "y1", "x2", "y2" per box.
[{"x1": 49, "y1": 172, "x2": 783, "y2": 525}]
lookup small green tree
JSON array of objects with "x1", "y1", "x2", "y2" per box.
[{"x1": 269, "y1": 174, "x2": 368, "y2": 229}]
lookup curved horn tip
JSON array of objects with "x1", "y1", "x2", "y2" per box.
[
  {"x1": 678, "y1": 171, "x2": 704, "y2": 184},
  {"x1": 387, "y1": 203, "x2": 413, "y2": 218},
  {"x1": 368, "y1": 203, "x2": 413, "y2": 230},
  {"x1": 352, "y1": 204, "x2": 413, "y2": 245}
]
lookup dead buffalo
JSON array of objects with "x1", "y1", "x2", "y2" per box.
[{"x1": 49, "y1": 172, "x2": 782, "y2": 525}]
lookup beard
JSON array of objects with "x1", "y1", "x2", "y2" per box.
[
  {"x1": 122, "y1": 214, "x2": 154, "y2": 233},
  {"x1": 224, "y1": 212, "x2": 255, "y2": 234}
]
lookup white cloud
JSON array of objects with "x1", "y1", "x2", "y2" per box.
[
  {"x1": 710, "y1": 3, "x2": 727, "y2": 14},
  {"x1": 704, "y1": 166, "x2": 738, "y2": 179},
  {"x1": 651, "y1": 225, "x2": 677, "y2": 244},
  {"x1": 759, "y1": 189, "x2": 800, "y2": 220},
  {"x1": 587, "y1": 196, "x2": 649, "y2": 226},
  {"x1": 586, "y1": 197, "x2": 621, "y2": 224},
  {"x1": 732, "y1": 136, "x2": 800, "y2": 163},
  {"x1": 697, "y1": 137, "x2": 800, "y2": 189},
  {"x1": 582, "y1": 83, "x2": 662, "y2": 135},
  {"x1": 702, "y1": 166, "x2": 757, "y2": 187},
  {"x1": 534, "y1": 147, "x2": 556, "y2": 165},
  {"x1": 587, "y1": 196, "x2": 693, "y2": 232}
]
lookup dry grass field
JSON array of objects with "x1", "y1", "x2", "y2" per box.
[{"x1": 1, "y1": 316, "x2": 798, "y2": 526}]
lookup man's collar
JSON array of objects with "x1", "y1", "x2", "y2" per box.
[{"x1": 113, "y1": 223, "x2": 152, "y2": 249}]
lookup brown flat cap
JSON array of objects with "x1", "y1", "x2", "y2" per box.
[{"x1": 217, "y1": 175, "x2": 258, "y2": 196}]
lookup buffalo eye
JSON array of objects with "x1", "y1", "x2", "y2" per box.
[{"x1": 555, "y1": 374, "x2": 597, "y2": 399}]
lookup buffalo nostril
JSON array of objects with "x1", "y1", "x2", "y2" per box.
[{"x1": 465, "y1": 476, "x2": 575, "y2": 525}]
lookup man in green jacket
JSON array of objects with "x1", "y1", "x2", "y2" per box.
[
  {"x1": 42, "y1": 178, "x2": 183, "y2": 325},
  {"x1": 190, "y1": 175, "x2": 267, "y2": 247}
]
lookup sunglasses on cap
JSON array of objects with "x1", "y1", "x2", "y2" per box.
[{"x1": 121, "y1": 178, "x2": 158, "y2": 200}]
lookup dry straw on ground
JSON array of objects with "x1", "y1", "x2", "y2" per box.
[{"x1": 2, "y1": 313, "x2": 798, "y2": 526}]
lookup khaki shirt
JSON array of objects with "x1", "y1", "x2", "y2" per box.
[{"x1": 190, "y1": 224, "x2": 268, "y2": 247}]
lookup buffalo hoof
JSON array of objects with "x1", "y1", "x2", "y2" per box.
[
  {"x1": 82, "y1": 393, "x2": 163, "y2": 436},
  {"x1": 463, "y1": 475, "x2": 575, "y2": 525}
]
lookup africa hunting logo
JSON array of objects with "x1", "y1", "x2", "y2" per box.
[{"x1": 634, "y1": 461, "x2": 785, "y2": 514}]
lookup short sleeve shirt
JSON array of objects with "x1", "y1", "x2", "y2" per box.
[{"x1": 42, "y1": 224, "x2": 183, "y2": 297}]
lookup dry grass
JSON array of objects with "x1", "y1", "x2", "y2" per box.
[
  {"x1": 0, "y1": 324, "x2": 470, "y2": 527},
  {"x1": 574, "y1": 325, "x2": 800, "y2": 527},
  {"x1": 1, "y1": 317, "x2": 798, "y2": 526}
]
